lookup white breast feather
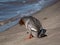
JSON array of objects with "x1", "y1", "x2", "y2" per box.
[
  {"x1": 25, "y1": 19, "x2": 30, "y2": 28},
  {"x1": 25, "y1": 19, "x2": 37, "y2": 32}
]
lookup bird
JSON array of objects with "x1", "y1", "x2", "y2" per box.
[{"x1": 19, "y1": 16, "x2": 47, "y2": 39}]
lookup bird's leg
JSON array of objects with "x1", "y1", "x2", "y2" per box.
[
  {"x1": 24, "y1": 33, "x2": 33, "y2": 40},
  {"x1": 28, "y1": 33, "x2": 34, "y2": 39},
  {"x1": 26, "y1": 32, "x2": 33, "y2": 38},
  {"x1": 28, "y1": 28, "x2": 34, "y2": 39},
  {"x1": 26, "y1": 32, "x2": 34, "y2": 39},
  {"x1": 26, "y1": 27, "x2": 33, "y2": 39}
]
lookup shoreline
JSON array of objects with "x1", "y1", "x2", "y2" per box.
[
  {"x1": 0, "y1": 0, "x2": 59, "y2": 32},
  {"x1": 0, "y1": 1, "x2": 60, "y2": 45}
]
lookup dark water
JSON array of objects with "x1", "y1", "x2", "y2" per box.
[{"x1": 0, "y1": 0, "x2": 58, "y2": 32}]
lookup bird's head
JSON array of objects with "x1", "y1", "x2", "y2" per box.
[{"x1": 37, "y1": 29, "x2": 47, "y2": 38}]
